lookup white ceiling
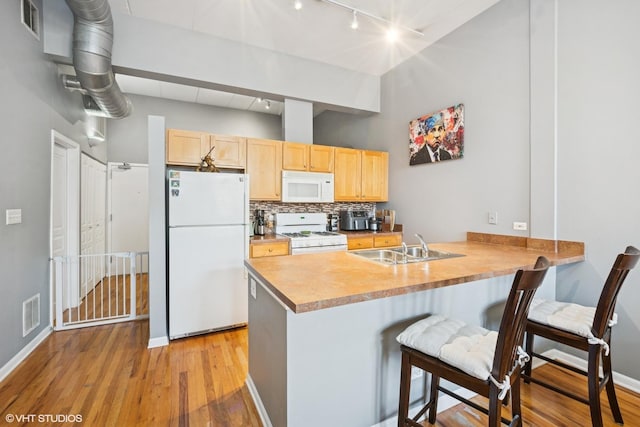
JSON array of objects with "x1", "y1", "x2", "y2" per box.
[{"x1": 108, "y1": 0, "x2": 500, "y2": 115}]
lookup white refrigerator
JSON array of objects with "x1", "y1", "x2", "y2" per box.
[{"x1": 167, "y1": 170, "x2": 249, "y2": 339}]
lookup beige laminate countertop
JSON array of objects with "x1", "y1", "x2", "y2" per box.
[{"x1": 244, "y1": 232, "x2": 585, "y2": 314}]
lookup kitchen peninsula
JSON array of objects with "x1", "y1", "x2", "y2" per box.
[{"x1": 244, "y1": 233, "x2": 584, "y2": 427}]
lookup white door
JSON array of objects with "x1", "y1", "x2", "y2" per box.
[
  {"x1": 108, "y1": 163, "x2": 149, "y2": 271},
  {"x1": 80, "y1": 154, "x2": 107, "y2": 298},
  {"x1": 50, "y1": 131, "x2": 80, "y2": 325},
  {"x1": 52, "y1": 144, "x2": 69, "y2": 310}
]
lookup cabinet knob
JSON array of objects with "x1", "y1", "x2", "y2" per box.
[{"x1": 268, "y1": 248, "x2": 273, "y2": 252}]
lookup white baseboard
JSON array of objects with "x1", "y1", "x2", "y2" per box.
[
  {"x1": 543, "y1": 349, "x2": 640, "y2": 394},
  {"x1": 0, "y1": 325, "x2": 53, "y2": 383},
  {"x1": 371, "y1": 348, "x2": 640, "y2": 427},
  {"x1": 246, "y1": 374, "x2": 273, "y2": 427},
  {"x1": 147, "y1": 335, "x2": 169, "y2": 348},
  {"x1": 372, "y1": 388, "x2": 477, "y2": 427}
]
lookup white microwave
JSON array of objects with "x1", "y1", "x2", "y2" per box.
[{"x1": 281, "y1": 171, "x2": 334, "y2": 203}]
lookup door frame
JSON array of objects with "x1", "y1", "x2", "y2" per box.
[{"x1": 49, "y1": 130, "x2": 80, "y2": 326}]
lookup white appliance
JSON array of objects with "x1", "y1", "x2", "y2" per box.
[
  {"x1": 281, "y1": 171, "x2": 334, "y2": 203},
  {"x1": 167, "y1": 170, "x2": 249, "y2": 339},
  {"x1": 275, "y1": 212, "x2": 347, "y2": 254}
]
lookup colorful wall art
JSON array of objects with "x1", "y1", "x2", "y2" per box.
[{"x1": 409, "y1": 104, "x2": 464, "y2": 165}]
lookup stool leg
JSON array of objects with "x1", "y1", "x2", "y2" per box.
[
  {"x1": 511, "y1": 374, "x2": 522, "y2": 422},
  {"x1": 488, "y1": 384, "x2": 501, "y2": 427},
  {"x1": 603, "y1": 346, "x2": 623, "y2": 424},
  {"x1": 428, "y1": 373, "x2": 440, "y2": 424},
  {"x1": 523, "y1": 331, "x2": 534, "y2": 384},
  {"x1": 398, "y1": 351, "x2": 411, "y2": 427},
  {"x1": 588, "y1": 345, "x2": 604, "y2": 427}
]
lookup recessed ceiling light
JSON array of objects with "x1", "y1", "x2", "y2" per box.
[{"x1": 294, "y1": 0, "x2": 302, "y2": 10}]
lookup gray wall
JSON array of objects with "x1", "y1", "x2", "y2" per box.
[
  {"x1": 108, "y1": 94, "x2": 283, "y2": 163},
  {"x1": 315, "y1": 0, "x2": 531, "y2": 244},
  {"x1": 554, "y1": 0, "x2": 640, "y2": 373},
  {"x1": 315, "y1": 0, "x2": 640, "y2": 379},
  {"x1": 0, "y1": 0, "x2": 92, "y2": 369}
]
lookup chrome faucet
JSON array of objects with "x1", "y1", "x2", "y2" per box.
[
  {"x1": 415, "y1": 233, "x2": 429, "y2": 255},
  {"x1": 401, "y1": 242, "x2": 408, "y2": 263}
]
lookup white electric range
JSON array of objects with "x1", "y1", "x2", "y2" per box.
[{"x1": 274, "y1": 212, "x2": 348, "y2": 255}]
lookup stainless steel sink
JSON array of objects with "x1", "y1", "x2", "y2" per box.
[
  {"x1": 350, "y1": 245, "x2": 464, "y2": 265},
  {"x1": 390, "y1": 246, "x2": 462, "y2": 260},
  {"x1": 351, "y1": 249, "x2": 411, "y2": 265}
]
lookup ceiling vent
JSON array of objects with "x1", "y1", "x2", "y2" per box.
[{"x1": 21, "y1": 0, "x2": 40, "y2": 40}]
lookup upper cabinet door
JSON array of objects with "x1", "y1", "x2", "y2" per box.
[
  {"x1": 247, "y1": 138, "x2": 283, "y2": 200},
  {"x1": 282, "y1": 142, "x2": 309, "y2": 171},
  {"x1": 309, "y1": 145, "x2": 334, "y2": 173},
  {"x1": 166, "y1": 129, "x2": 208, "y2": 166},
  {"x1": 211, "y1": 134, "x2": 246, "y2": 169},
  {"x1": 334, "y1": 147, "x2": 361, "y2": 201},
  {"x1": 361, "y1": 150, "x2": 388, "y2": 201}
]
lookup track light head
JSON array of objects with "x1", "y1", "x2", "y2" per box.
[{"x1": 350, "y1": 10, "x2": 358, "y2": 30}]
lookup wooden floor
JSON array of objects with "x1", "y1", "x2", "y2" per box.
[
  {"x1": 62, "y1": 273, "x2": 148, "y2": 324},
  {"x1": 1, "y1": 320, "x2": 638, "y2": 426}
]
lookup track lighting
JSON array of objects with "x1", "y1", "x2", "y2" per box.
[
  {"x1": 350, "y1": 10, "x2": 358, "y2": 30},
  {"x1": 318, "y1": 0, "x2": 423, "y2": 38},
  {"x1": 265, "y1": 100, "x2": 271, "y2": 110},
  {"x1": 293, "y1": 0, "x2": 302, "y2": 11}
]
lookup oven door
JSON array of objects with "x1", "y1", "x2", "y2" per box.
[{"x1": 291, "y1": 244, "x2": 348, "y2": 255}]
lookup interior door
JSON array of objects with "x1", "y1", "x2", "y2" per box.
[
  {"x1": 52, "y1": 144, "x2": 69, "y2": 310},
  {"x1": 81, "y1": 154, "x2": 107, "y2": 298},
  {"x1": 108, "y1": 163, "x2": 149, "y2": 272}
]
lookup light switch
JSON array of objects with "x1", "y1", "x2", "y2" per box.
[{"x1": 6, "y1": 209, "x2": 22, "y2": 225}]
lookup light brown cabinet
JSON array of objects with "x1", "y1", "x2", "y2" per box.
[
  {"x1": 165, "y1": 129, "x2": 208, "y2": 166},
  {"x1": 373, "y1": 234, "x2": 402, "y2": 248},
  {"x1": 209, "y1": 134, "x2": 246, "y2": 168},
  {"x1": 361, "y1": 150, "x2": 389, "y2": 201},
  {"x1": 166, "y1": 129, "x2": 246, "y2": 169},
  {"x1": 282, "y1": 142, "x2": 334, "y2": 172},
  {"x1": 346, "y1": 233, "x2": 402, "y2": 250},
  {"x1": 250, "y1": 241, "x2": 290, "y2": 258},
  {"x1": 334, "y1": 148, "x2": 388, "y2": 201},
  {"x1": 247, "y1": 138, "x2": 282, "y2": 200},
  {"x1": 347, "y1": 235, "x2": 374, "y2": 250}
]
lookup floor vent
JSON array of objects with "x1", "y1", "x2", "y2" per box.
[
  {"x1": 23, "y1": 294, "x2": 40, "y2": 337},
  {"x1": 21, "y1": 0, "x2": 40, "y2": 40}
]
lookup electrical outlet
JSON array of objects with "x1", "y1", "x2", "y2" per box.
[
  {"x1": 488, "y1": 211, "x2": 498, "y2": 225},
  {"x1": 513, "y1": 222, "x2": 528, "y2": 231},
  {"x1": 250, "y1": 279, "x2": 257, "y2": 299}
]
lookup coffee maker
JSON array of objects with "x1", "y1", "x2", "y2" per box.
[{"x1": 254, "y1": 210, "x2": 266, "y2": 236}]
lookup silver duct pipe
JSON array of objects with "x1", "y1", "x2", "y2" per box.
[{"x1": 65, "y1": 0, "x2": 132, "y2": 119}]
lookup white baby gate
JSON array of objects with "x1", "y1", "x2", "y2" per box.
[{"x1": 53, "y1": 252, "x2": 148, "y2": 330}]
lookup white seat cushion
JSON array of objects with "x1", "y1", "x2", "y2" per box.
[
  {"x1": 528, "y1": 298, "x2": 617, "y2": 338},
  {"x1": 396, "y1": 314, "x2": 497, "y2": 381}
]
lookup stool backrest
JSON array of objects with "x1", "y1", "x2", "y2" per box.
[
  {"x1": 492, "y1": 256, "x2": 550, "y2": 380},
  {"x1": 592, "y1": 246, "x2": 640, "y2": 338}
]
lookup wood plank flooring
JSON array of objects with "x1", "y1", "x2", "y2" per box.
[
  {"x1": 62, "y1": 273, "x2": 149, "y2": 324},
  {"x1": 1, "y1": 320, "x2": 638, "y2": 426}
]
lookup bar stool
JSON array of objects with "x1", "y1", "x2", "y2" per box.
[
  {"x1": 523, "y1": 246, "x2": 639, "y2": 427},
  {"x1": 396, "y1": 256, "x2": 550, "y2": 427}
]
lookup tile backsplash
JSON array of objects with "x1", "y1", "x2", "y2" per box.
[{"x1": 249, "y1": 202, "x2": 376, "y2": 232}]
